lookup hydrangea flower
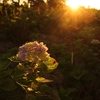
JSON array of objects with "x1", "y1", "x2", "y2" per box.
[
  {"x1": 17, "y1": 41, "x2": 49, "y2": 62},
  {"x1": 91, "y1": 39, "x2": 100, "y2": 44}
]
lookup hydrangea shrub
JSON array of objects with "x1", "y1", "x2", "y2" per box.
[{"x1": 9, "y1": 41, "x2": 58, "y2": 93}]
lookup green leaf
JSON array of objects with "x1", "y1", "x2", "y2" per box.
[
  {"x1": 38, "y1": 63, "x2": 48, "y2": 71},
  {"x1": 44, "y1": 57, "x2": 58, "y2": 71},
  {"x1": 65, "y1": 88, "x2": 77, "y2": 97},
  {"x1": 27, "y1": 72, "x2": 37, "y2": 81},
  {"x1": 36, "y1": 77, "x2": 53, "y2": 83},
  {"x1": 70, "y1": 68, "x2": 87, "y2": 80},
  {"x1": 81, "y1": 73, "x2": 94, "y2": 81},
  {"x1": 17, "y1": 79, "x2": 31, "y2": 86},
  {"x1": 38, "y1": 84, "x2": 52, "y2": 93},
  {"x1": 9, "y1": 56, "x2": 20, "y2": 62},
  {"x1": 0, "y1": 60, "x2": 11, "y2": 71},
  {"x1": 59, "y1": 86, "x2": 66, "y2": 94},
  {"x1": 0, "y1": 69, "x2": 13, "y2": 79},
  {"x1": 12, "y1": 68, "x2": 24, "y2": 81}
]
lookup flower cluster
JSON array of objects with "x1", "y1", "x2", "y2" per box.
[
  {"x1": 91, "y1": 39, "x2": 100, "y2": 44},
  {"x1": 17, "y1": 41, "x2": 50, "y2": 62}
]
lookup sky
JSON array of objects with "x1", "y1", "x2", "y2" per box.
[
  {"x1": 66, "y1": 0, "x2": 100, "y2": 9},
  {"x1": 0, "y1": 0, "x2": 28, "y2": 4}
]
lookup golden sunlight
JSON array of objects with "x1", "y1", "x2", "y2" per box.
[
  {"x1": 66, "y1": 0, "x2": 80, "y2": 9},
  {"x1": 66, "y1": 0, "x2": 100, "y2": 10}
]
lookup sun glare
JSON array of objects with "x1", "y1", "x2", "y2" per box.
[
  {"x1": 66, "y1": 0, "x2": 100, "y2": 10},
  {"x1": 66, "y1": 0, "x2": 80, "y2": 9}
]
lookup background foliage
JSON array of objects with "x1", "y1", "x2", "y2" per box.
[{"x1": 0, "y1": 0, "x2": 100, "y2": 100}]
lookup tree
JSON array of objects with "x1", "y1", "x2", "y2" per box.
[{"x1": 47, "y1": 0, "x2": 66, "y2": 9}]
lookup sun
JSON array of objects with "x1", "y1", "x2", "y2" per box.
[
  {"x1": 65, "y1": 0, "x2": 100, "y2": 10},
  {"x1": 66, "y1": 0, "x2": 80, "y2": 9}
]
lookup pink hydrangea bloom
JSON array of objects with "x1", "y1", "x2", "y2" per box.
[{"x1": 17, "y1": 41, "x2": 49, "y2": 62}]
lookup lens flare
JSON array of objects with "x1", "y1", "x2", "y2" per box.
[{"x1": 66, "y1": 0, "x2": 100, "y2": 10}]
